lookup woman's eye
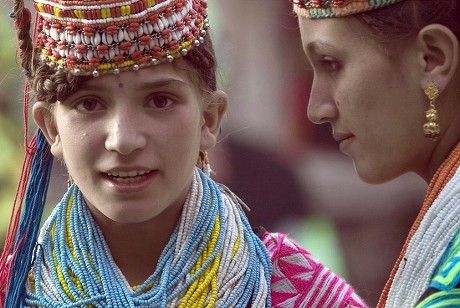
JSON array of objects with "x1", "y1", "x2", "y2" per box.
[
  {"x1": 147, "y1": 95, "x2": 174, "y2": 109},
  {"x1": 75, "y1": 98, "x2": 104, "y2": 112},
  {"x1": 321, "y1": 56, "x2": 341, "y2": 73}
]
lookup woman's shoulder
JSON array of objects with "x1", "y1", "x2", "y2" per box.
[{"x1": 261, "y1": 232, "x2": 367, "y2": 308}]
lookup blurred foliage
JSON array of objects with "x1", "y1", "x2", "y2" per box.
[
  {"x1": 0, "y1": 4, "x2": 24, "y2": 248},
  {"x1": 0, "y1": 115, "x2": 22, "y2": 247},
  {"x1": 292, "y1": 216, "x2": 348, "y2": 279}
]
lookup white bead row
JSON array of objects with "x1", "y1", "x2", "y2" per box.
[{"x1": 387, "y1": 164, "x2": 460, "y2": 307}]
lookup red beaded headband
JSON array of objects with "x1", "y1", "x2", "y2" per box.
[
  {"x1": 33, "y1": 0, "x2": 208, "y2": 76},
  {"x1": 290, "y1": 0, "x2": 404, "y2": 18}
]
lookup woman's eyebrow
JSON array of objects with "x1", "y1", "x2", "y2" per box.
[{"x1": 305, "y1": 40, "x2": 337, "y2": 54}]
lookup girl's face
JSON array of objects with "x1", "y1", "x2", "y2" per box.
[
  {"x1": 299, "y1": 17, "x2": 432, "y2": 183},
  {"x1": 35, "y1": 62, "x2": 226, "y2": 223}
]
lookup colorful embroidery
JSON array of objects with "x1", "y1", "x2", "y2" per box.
[
  {"x1": 262, "y1": 232, "x2": 366, "y2": 307},
  {"x1": 290, "y1": 0, "x2": 403, "y2": 18}
]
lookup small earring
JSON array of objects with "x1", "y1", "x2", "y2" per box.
[
  {"x1": 67, "y1": 172, "x2": 74, "y2": 188},
  {"x1": 423, "y1": 83, "x2": 440, "y2": 140},
  {"x1": 197, "y1": 151, "x2": 213, "y2": 176}
]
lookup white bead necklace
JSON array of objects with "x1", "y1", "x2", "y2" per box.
[{"x1": 386, "y1": 164, "x2": 460, "y2": 307}]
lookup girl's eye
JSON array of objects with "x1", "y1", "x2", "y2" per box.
[
  {"x1": 147, "y1": 95, "x2": 174, "y2": 109},
  {"x1": 75, "y1": 98, "x2": 104, "y2": 112}
]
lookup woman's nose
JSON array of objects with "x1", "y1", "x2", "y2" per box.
[
  {"x1": 105, "y1": 110, "x2": 147, "y2": 155},
  {"x1": 307, "y1": 79, "x2": 338, "y2": 124}
]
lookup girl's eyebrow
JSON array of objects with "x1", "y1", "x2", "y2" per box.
[
  {"x1": 137, "y1": 79, "x2": 187, "y2": 89},
  {"x1": 78, "y1": 78, "x2": 187, "y2": 92}
]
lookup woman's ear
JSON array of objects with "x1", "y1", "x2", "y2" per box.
[
  {"x1": 33, "y1": 101, "x2": 63, "y2": 159},
  {"x1": 417, "y1": 24, "x2": 459, "y2": 91},
  {"x1": 200, "y1": 90, "x2": 228, "y2": 150}
]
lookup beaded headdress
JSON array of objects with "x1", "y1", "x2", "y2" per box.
[
  {"x1": 290, "y1": 0, "x2": 404, "y2": 18},
  {"x1": 35, "y1": 0, "x2": 208, "y2": 76}
]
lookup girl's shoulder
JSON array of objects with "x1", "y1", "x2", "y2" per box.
[{"x1": 261, "y1": 232, "x2": 367, "y2": 308}]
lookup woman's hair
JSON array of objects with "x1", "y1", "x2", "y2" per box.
[
  {"x1": 12, "y1": 0, "x2": 217, "y2": 105},
  {"x1": 357, "y1": 0, "x2": 460, "y2": 42}
]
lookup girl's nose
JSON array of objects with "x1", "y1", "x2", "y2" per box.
[{"x1": 105, "y1": 110, "x2": 147, "y2": 155}]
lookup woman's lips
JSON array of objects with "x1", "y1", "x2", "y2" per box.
[{"x1": 338, "y1": 136, "x2": 354, "y2": 152}]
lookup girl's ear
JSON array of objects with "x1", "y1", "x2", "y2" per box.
[
  {"x1": 33, "y1": 101, "x2": 63, "y2": 159},
  {"x1": 417, "y1": 24, "x2": 459, "y2": 91},
  {"x1": 200, "y1": 90, "x2": 228, "y2": 151}
]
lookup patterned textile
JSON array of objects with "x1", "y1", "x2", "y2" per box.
[
  {"x1": 416, "y1": 227, "x2": 460, "y2": 307},
  {"x1": 291, "y1": 0, "x2": 404, "y2": 19},
  {"x1": 263, "y1": 232, "x2": 367, "y2": 308}
]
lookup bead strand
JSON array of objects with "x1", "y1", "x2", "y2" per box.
[{"x1": 380, "y1": 142, "x2": 460, "y2": 307}]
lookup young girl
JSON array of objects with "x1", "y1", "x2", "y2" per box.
[
  {"x1": 0, "y1": 0, "x2": 366, "y2": 306},
  {"x1": 289, "y1": 0, "x2": 460, "y2": 307}
]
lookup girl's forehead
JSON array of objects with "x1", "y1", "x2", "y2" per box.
[{"x1": 78, "y1": 62, "x2": 192, "y2": 91}]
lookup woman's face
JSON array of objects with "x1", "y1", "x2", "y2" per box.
[
  {"x1": 299, "y1": 16, "x2": 432, "y2": 183},
  {"x1": 39, "y1": 62, "x2": 223, "y2": 223}
]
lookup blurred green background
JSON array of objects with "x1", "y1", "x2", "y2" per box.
[{"x1": 0, "y1": 3, "x2": 24, "y2": 249}]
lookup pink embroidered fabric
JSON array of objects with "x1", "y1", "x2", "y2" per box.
[{"x1": 263, "y1": 232, "x2": 367, "y2": 308}]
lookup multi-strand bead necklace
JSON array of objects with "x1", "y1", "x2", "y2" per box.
[
  {"x1": 25, "y1": 168, "x2": 272, "y2": 307},
  {"x1": 379, "y1": 142, "x2": 460, "y2": 307}
]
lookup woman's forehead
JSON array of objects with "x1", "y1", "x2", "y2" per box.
[
  {"x1": 299, "y1": 16, "x2": 385, "y2": 53},
  {"x1": 300, "y1": 18, "x2": 357, "y2": 47}
]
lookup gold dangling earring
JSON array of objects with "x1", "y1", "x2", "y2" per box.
[
  {"x1": 197, "y1": 150, "x2": 213, "y2": 177},
  {"x1": 423, "y1": 83, "x2": 440, "y2": 140}
]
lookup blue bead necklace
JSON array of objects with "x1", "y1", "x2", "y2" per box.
[{"x1": 25, "y1": 168, "x2": 272, "y2": 307}]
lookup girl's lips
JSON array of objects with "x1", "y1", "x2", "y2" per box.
[{"x1": 102, "y1": 170, "x2": 156, "y2": 193}]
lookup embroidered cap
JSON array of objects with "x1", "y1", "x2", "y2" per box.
[
  {"x1": 290, "y1": 0, "x2": 404, "y2": 18},
  {"x1": 34, "y1": 0, "x2": 209, "y2": 76}
]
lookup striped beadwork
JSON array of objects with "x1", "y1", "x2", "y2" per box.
[
  {"x1": 290, "y1": 0, "x2": 404, "y2": 18},
  {"x1": 34, "y1": 0, "x2": 209, "y2": 76},
  {"x1": 25, "y1": 168, "x2": 272, "y2": 307}
]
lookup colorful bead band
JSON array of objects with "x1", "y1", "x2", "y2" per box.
[
  {"x1": 290, "y1": 0, "x2": 404, "y2": 18},
  {"x1": 33, "y1": 0, "x2": 208, "y2": 76}
]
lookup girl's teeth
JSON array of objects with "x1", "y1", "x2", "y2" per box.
[
  {"x1": 113, "y1": 177, "x2": 138, "y2": 183},
  {"x1": 108, "y1": 170, "x2": 149, "y2": 177}
]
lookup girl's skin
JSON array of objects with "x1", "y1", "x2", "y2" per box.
[
  {"x1": 33, "y1": 60, "x2": 227, "y2": 286},
  {"x1": 299, "y1": 17, "x2": 460, "y2": 184}
]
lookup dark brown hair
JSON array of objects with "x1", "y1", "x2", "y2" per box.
[
  {"x1": 13, "y1": 0, "x2": 217, "y2": 104},
  {"x1": 357, "y1": 0, "x2": 460, "y2": 41}
]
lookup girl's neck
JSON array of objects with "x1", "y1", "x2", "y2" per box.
[{"x1": 94, "y1": 203, "x2": 183, "y2": 286}]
